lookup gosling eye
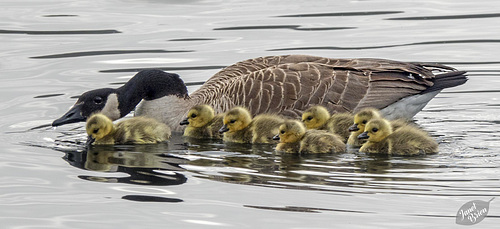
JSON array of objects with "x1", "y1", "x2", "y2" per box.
[
  {"x1": 191, "y1": 114, "x2": 197, "y2": 118},
  {"x1": 93, "y1": 96, "x2": 103, "y2": 104},
  {"x1": 230, "y1": 119, "x2": 236, "y2": 124},
  {"x1": 93, "y1": 128, "x2": 99, "y2": 134},
  {"x1": 372, "y1": 128, "x2": 378, "y2": 133},
  {"x1": 280, "y1": 130, "x2": 285, "y2": 134},
  {"x1": 307, "y1": 116, "x2": 313, "y2": 121},
  {"x1": 362, "y1": 120, "x2": 367, "y2": 124}
]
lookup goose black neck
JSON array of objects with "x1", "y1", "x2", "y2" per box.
[{"x1": 116, "y1": 69, "x2": 189, "y2": 116}]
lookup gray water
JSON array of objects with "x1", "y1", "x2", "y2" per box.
[{"x1": 1, "y1": 0, "x2": 499, "y2": 228}]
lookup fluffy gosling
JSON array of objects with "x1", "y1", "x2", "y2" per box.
[
  {"x1": 218, "y1": 106, "x2": 284, "y2": 143},
  {"x1": 180, "y1": 104, "x2": 223, "y2": 139},
  {"x1": 358, "y1": 118, "x2": 438, "y2": 156},
  {"x1": 301, "y1": 105, "x2": 353, "y2": 142},
  {"x1": 274, "y1": 120, "x2": 346, "y2": 154},
  {"x1": 347, "y1": 108, "x2": 410, "y2": 147},
  {"x1": 86, "y1": 113, "x2": 171, "y2": 145}
]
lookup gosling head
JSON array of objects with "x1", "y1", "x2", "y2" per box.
[
  {"x1": 273, "y1": 120, "x2": 306, "y2": 143},
  {"x1": 219, "y1": 107, "x2": 252, "y2": 133},
  {"x1": 86, "y1": 113, "x2": 114, "y2": 144},
  {"x1": 180, "y1": 104, "x2": 215, "y2": 127},
  {"x1": 357, "y1": 118, "x2": 392, "y2": 142},
  {"x1": 302, "y1": 105, "x2": 330, "y2": 129},
  {"x1": 349, "y1": 108, "x2": 382, "y2": 133}
]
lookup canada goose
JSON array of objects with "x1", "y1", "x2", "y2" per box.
[
  {"x1": 301, "y1": 105, "x2": 353, "y2": 142},
  {"x1": 179, "y1": 104, "x2": 224, "y2": 139},
  {"x1": 52, "y1": 55, "x2": 467, "y2": 131},
  {"x1": 358, "y1": 118, "x2": 438, "y2": 155},
  {"x1": 218, "y1": 106, "x2": 284, "y2": 143},
  {"x1": 86, "y1": 113, "x2": 171, "y2": 145},
  {"x1": 274, "y1": 120, "x2": 346, "y2": 154},
  {"x1": 347, "y1": 108, "x2": 413, "y2": 147}
]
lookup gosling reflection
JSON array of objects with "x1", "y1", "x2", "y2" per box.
[{"x1": 60, "y1": 143, "x2": 188, "y2": 186}]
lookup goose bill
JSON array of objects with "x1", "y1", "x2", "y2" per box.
[
  {"x1": 357, "y1": 132, "x2": 369, "y2": 139},
  {"x1": 348, "y1": 123, "x2": 359, "y2": 132},
  {"x1": 52, "y1": 104, "x2": 85, "y2": 126},
  {"x1": 179, "y1": 118, "x2": 189, "y2": 125}
]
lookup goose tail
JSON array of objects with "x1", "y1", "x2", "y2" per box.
[{"x1": 422, "y1": 70, "x2": 468, "y2": 94}]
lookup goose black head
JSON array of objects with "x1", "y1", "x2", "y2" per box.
[
  {"x1": 52, "y1": 88, "x2": 117, "y2": 126},
  {"x1": 52, "y1": 69, "x2": 189, "y2": 127}
]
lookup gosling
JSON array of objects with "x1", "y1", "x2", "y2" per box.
[
  {"x1": 218, "y1": 106, "x2": 284, "y2": 143},
  {"x1": 301, "y1": 105, "x2": 353, "y2": 142},
  {"x1": 358, "y1": 118, "x2": 438, "y2": 156},
  {"x1": 274, "y1": 120, "x2": 346, "y2": 154},
  {"x1": 86, "y1": 113, "x2": 171, "y2": 145},
  {"x1": 347, "y1": 108, "x2": 409, "y2": 147},
  {"x1": 180, "y1": 104, "x2": 223, "y2": 140}
]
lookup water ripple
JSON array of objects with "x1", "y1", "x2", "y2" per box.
[
  {"x1": 269, "y1": 39, "x2": 500, "y2": 51},
  {"x1": 213, "y1": 25, "x2": 355, "y2": 31},
  {"x1": 99, "y1": 66, "x2": 227, "y2": 73},
  {"x1": 0, "y1": 29, "x2": 120, "y2": 35},
  {"x1": 387, "y1": 13, "x2": 500, "y2": 20},
  {"x1": 277, "y1": 11, "x2": 404, "y2": 18},
  {"x1": 31, "y1": 50, "x2": 193, "y2": 59}
]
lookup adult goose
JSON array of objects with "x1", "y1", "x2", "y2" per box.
[{"x1": 52, "y1": 55, "x2": 467, "y2": 132}]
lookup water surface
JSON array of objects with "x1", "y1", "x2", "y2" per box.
[{"x1": 1, "y1": 0, "x2": 499, "y2": 228}]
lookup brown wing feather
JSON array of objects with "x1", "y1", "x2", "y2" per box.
[{"x1": 189, "y1": 55, "x2": 463, "y2": 118}]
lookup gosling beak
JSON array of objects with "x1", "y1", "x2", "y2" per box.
[
  {"x1": 348, "y1": 123, "x2": 359, "y2": 132},
  {"x1": 218, "y1": 125, "x2": 229, "y2": 133},
  {"x1": 272, "y1": 134, "x2": 280, "y2": 141},
  {"x1": 52, "y1": 104, "x2": 85, "y2": 126},
  {"x1": 86, "y1": 135, "x2": 95, "y2": 146},
  {"x1": 357, "y1": 132, "x2": 369, "y2": 139},
  {"x1": 179, "y1": 118, "x2": 189, "y2": 125}
]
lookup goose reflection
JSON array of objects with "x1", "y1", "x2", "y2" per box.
[{"x1": 62, "y1": 143, "x2": 188, "y2": 186}]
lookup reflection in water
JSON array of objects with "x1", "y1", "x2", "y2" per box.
[
  {"x1": 41, "y1": 131, "x2": 441, "y2": 195},
  {"x1": 62, "y1": 144, "x2": 188, "y2": 186}
]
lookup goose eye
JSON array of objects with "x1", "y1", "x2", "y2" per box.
[
  {"x1": 230, "y1": 120, "x2": 236, "y2": 124},
  {"x1": 362, "y1": 120, "x2": 367, "y2": 124},
  {"x1": 372, "y1": 128, "x2": 378, "y2": 132},
  {"x1": 191, "y1": 114, "x2": 197, "y2": 118},
  {"x1": 93, "y1": 128, "x2": 99, "y2": 134},
  {"x1": 307, "y1": 116, "x2": 313, "y2": 121},
  {"x1": 280, "y1": 130, "x2": 285, "y2": 134},
  {"x1": 93, "y1": 96, "x2": 103, "y2": 104}
]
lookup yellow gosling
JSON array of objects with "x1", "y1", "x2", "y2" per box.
[
  {"x1": 180, "y1": 104, "x2": 223, "y2": 139},
  {"x1": 358, "y1": 118, "x2": 438, "y2": 156},
  {"x1": 219, "y1": 106, "x2": 283, "y2": 143},
  {"x1": 274, "y1": 120, "x2": 346, "y2": 154},
  {"x1": 86, "y1": 113, "x2": 171, "y2": 145},
  {"x1": 347, "y1": 108, "x2": 382, "y2": 147},
  {"x1": 302, "y1": 105, "x2": 353, "y2": 142}
]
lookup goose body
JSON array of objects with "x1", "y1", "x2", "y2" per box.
[
  {"x1": 302, "y1": 105, "x2": 353, "y2": 142},
  {"x1": 52, "y1": 55, "x2": 467, "y2": 132},
  {"x1": 219, "y1": 106, "x2": 284, "y2": 143},
  {"x1": 180, "y1": 104, "x2": 224, "y2": 139},
  {"x1": 358, "y1": 118, "x2": 438, "y2": 155},
  {"x1": 86, "y1": 113, "x2": 171, "y2": 145},
  {"x1": 274, "y1": 120, "x2": 345, "y2": 154}
]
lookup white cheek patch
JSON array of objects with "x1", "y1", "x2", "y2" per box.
[{"x1": 101, "y1": 93, "x2": 121, "y2": 120}]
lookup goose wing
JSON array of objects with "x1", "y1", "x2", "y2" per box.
[{"x1": 190, "y1": 55, "x2": 463, "y2": 117}]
